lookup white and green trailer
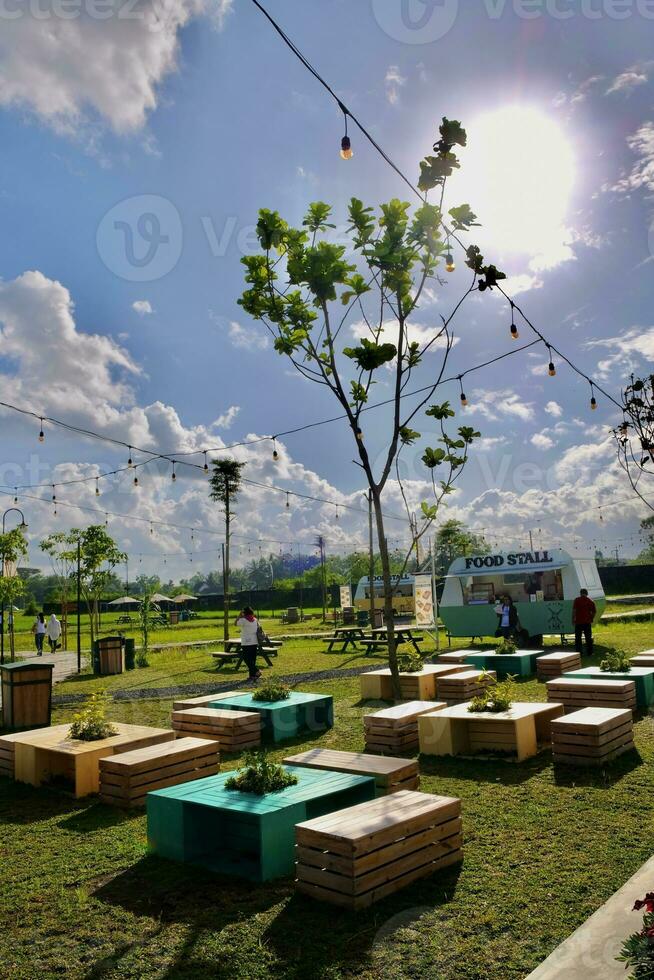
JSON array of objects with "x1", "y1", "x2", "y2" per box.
[{"x1": 439, "y1": 548, "x2": 605, "y2": 644}]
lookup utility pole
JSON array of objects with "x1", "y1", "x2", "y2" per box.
[
  {"x1": 221, "y1": 542, "x2": 228, "y2": 642},
  {"x1": 76, "y1": 538, "x2": 82, "y2": 674},
  {"x1": 125, "y1": 557, "x2": 129, "y2": 594},
  {"x1": 368, "y1": 491, "x2": 375, "y2": 626},
  {"x1": 431, "y1": 536, "x2": 440, "y2": 651},
  {"x1": 528, "y1": 530, "x2": 534, "y2": 552}
]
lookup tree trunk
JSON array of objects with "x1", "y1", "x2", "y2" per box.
[
  {"x1": 371, "y1": 490, "x2": 401, "y2": 701},
  {"x1": 223, "y1": 488, "x2": 230, "y2": 644}
]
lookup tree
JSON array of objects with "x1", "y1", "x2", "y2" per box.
[
  {"x1": 49, "y1": 526, "x2": 126, "y2": 647},
  {"x1": 238, "y1": 119, "x2": 488, "y2": 696},
  {"x1": 40, "y1": 531, "x2": 79, "y2": 648},
  {"x1": 0, "y1": 526, "x2": 28, "y2": 661},
  {"x1": 209, "y1": 458, "x2": 245, "y2": 642},
  {"x1": 613, "y1": 374, "x2": 654, "y2": 511},
  {"x1": 433, "y1": 520, "x2": 489, "y2": 574}
]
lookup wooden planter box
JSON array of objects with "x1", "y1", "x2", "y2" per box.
[
  {"x1": 98, "y1": 637, "x2": 125, "y2": 676},
  {"x1": 546, "y1": 677, "x2": 637, "y2": 712},
  {"x1": 360, "y1": 665, "x2": 466, "y2": 702},
  {"x1": 99, "y1": 737, "x2": 220, "y2": 808},
  {"x1": 208, "y1": 692, "x2": 333, "y2": 744},
  {"x1": 0, "y1": 732, "x2": 23, "y2": 779},
  {"x1": 436, "y1": 652, "x2": 476, "y2": 665},
  {"x1": 171, "y1": 707, "x2": 261, "y2": 752},
  {"x1": 630, "y1": 654, "x2": 654, "y2": 668},
  {"x1": 435, "y1": 669, "x2": 497, "y2": 704},
  {"x1": 9, "y1": 723, "x2": 174, "y2": 797},
  {"x1": 283, "y1": 748, "x2": 420, "y2": 795},
  {"x1": 1, "y1": 662, "x2": 54, "y2": 730},
  {"x1": 419, "y1": 702, "x2": 564, "y2": 762},
  {"x1": 147, "y1": 766, "x2": 376, "y2": 881},
  {"x1": 551, "y1": 707, "x2": 634, "y2": 766},
  {"x1": 295, "y1": 791, "x2": 463, "y2": 909},
  {"x1": 461, "y1": 650, "x2": 541, "y2": 678},
  {"x1": 363, "y1": 701, "x2": 447, "y2": 755},
  {"x1": 536, "y1": 652, "x2": 582, "y2": 680},
  {"x1": 172, "y1": 692, "x2": 242, "y2": 711},
  {"x1": 564, "y1": 667, "x2": 654, "y2": 708}
]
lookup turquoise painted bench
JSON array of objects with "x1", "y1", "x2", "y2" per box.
[
  {"x1": 208, "y1": 692, "x2": 333, "y2": 743},
  {"x1": 461, "y1": 650, "x2": 541, "y2": 678},
  {"x1": 147, "y1": 765, "x2": 375, "y2": 881},
  {"x1": 564, "y1": 666, "x2": 654, "y2": 708}
]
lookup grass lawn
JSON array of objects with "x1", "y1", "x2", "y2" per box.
[{"x1": 1, "y1": 621, "x2": 653, "y2": 979}]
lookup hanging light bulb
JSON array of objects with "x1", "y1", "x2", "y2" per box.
[
  {"x1": 38, "y1": 418, "x2": 45, "y2": 443},
  {"x1": 590, "y1": 383, "x2": 597, "y2": 410},
  {"x1": 171, "y1": 462, "x2": 177, "y2": 482},
  {"x1": 355, "y1": 427, "x2": 363, "y2": 441},
  {"x1": 13, "y1": 489, "x2": 18, "y2": 505},
  {"x1": 286, "y1": 492, "x2": 290, "y2": 509},
  {"x1": 95, "y1": 478, "x2": 100, "y2": 497},
  {"x1": 340, "y1": 135, "x2": 353, "y2": 160},
  {"x1": 127, "y1": 447, "x2": 133, "y2": 468},
  {"x1": 150, "y1": 524, "x2": 154, "y2": 535},
  {"x1": 104, "y1": 513, "x2": 109, "y2": 527},
  {"x1": 445, "y1": 253, "x2": 455, "y2": 273},
  {"x1": 509, "y1": 303, "x2": 519, "y2": 340},
  {"x1": 547, "y1": 347, "x2": 556, "y2": 377},
  {"x1": 133, "y1": 475, "x2": 139, "y2": 488},
  {"x1": 459, "y1": 378, "x2": 468, "y2": 407},
  {"x1": 272, "y1": 438, "x2": 279, "y2": 461},
  {"x1": 203, "y1": 451, "x2": 209, "y2": 475},
  {"x1": 335, "y1": 505, "x2": 340, "y2": 521},
  {"x1": 52, "y1": 487, "x2": 56, "y2": 504}
]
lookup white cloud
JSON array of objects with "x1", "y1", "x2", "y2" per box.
[
  {"x1": 606, "y1": 63, "x2": 651, "y2": 96},
  {"x1": 132, "y1": 300, "x2": 154, "y2": 316},
  {"x1": 467, "y1": 389, "x2": 535, "y2": 423},
  {"x1": 0, "y1": 0, "x2": 231, "y2": 134},
  {"x1": 609, "y1": 122, "x2": 654, "y2": 194},
  {"x1": 502, "y1": 273, "x2": 543, "y2": 296},
  {"x1": 545, "y1": 401, "x2": 563, "y2": 418},
  {"x1": 530, "y1": 432, "x2": 555, "y2": 451},
  {"x1": 226, "y1": 320, "x2": 269, "y2": 351},
  {"x1": 384, "y1": 65, "x2": 406, "y2": 105},
  {"x1": 349, "y1": 318, "x2": 454, "y2": 355},
  {"x1": 585, "y1": 326, "x2": 654, "y2": 379},
  {"x1": 213, "y1": 405, "x2": 240, "y2": 429}
]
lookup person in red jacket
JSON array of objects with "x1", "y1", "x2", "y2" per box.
[{"x1": 572, "y1": 588, "x2": 597, "y2": 656}]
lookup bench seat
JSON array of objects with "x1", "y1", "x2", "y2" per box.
[
  {"x1": 99, "y1": 737, "x2": 220, "y2": 808},
  {"x1": 171, "y1": 707, "x2": 261, "y2": 752},
  {"x1": 283, "y1": 748, "x2": 419, "y2": 795}
]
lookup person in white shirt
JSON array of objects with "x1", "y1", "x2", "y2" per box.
[
  {"x1": 46, "y1": 613, "x2": 62, "y2": 654},
  {"x1": 32, "y1": 612, "x2": 47, "y2": 655},
  {"x1": 235, "y1": 606, "x2": 262, "y2": 680}
]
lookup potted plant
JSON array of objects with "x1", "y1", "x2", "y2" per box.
[
  {"x1": 494, "y1": 638, "x2": 517, "y2": 656},
  {"x1": 68, "y1": 691, "x2": 117, "y2": 741},
  {"x1": 396, "y1": 650, "x2": 424, "y2": 674},
  {"x1": 252, "y1": 681, "x2": 292, "y2": 703},
  {"x1": 225, "y1": 751, "x2": 298, "y2": 795},
  {"x1": 600, "y1": 648, "x2": 632, "y2": 673},
  {"x1": 467, "y1": 676, "x2": 516, "y2": 714}
]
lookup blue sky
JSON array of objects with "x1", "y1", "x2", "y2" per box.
[{"x1": 1, "y1": 0, "x2": 653, "y2": 576}]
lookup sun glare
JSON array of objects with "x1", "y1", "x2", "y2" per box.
[{"x1": 448, "y1": 106, "x2": 576, "y2": 268}]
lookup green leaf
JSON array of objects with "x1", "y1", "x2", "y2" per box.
[
  {"x1": 341, "y1": 273, "x2": 372, "y2": 306},
  {"x1": 465, "y1": 245, "x2": 484, "y2": 274},
  {"x1": 426, "y1": 401, "x2": 455, "y2": 420},
  {"x1": 435, "y1": 117, "x2": 467, "y2": 153},
  {"x1": 459, "y1": 426, "x2": 481, "y2": 444},
  {"x1": 420, "y1": 501, "x2": 438, "y2": 520},
  {"x1": 448, "y1": 203, "x2": 480, "y2": 231},
  {"x1": 399, "y1": 426, "x2": 421, "y2": 445},
  {"x1": 478, "y1": 264, "x2": 507, "y2": 292},
  {"x1": 302, "y1": 202, "x2": 335, "y2": 232},
  {"x1": 422, "y1": 447, "x2": 446, "y2": 468},
  {"x1": 349, "y1": 380, "x2": 369, "y2": 406},
  {"x1": 343, "y1": 338, "x2": 397, "y2": 371},
  {"x1": 255, "y1": 209, "x2": 289, "y2": 251},
  {"x1": 348, "y1": 198, "x2": 376, "y2": 246},
  {"x1": 418, "y1": 154, "x2": 460, "y2": 192}
]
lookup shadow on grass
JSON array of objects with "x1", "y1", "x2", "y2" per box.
[
  {"x1": 552, "y1": 747, "x2": 643, "y2": 788},
  {"x1": 61, "y1": 799, "x2": 138, "y2": 833},
  {"x1": 93, "y1": 853, "x2": 463, "y2": 980},
  {"x1": 419, "y1": 750, "x2": 554, "y2": 786},
  {"x1": 0, "y1": 779, "x2": 87, "y2": 825}
]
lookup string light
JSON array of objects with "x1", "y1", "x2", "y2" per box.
[
  {"x1": 590, "y1": 383, "x2": 597, "y2": 411},
  {"x1": 105, "y1": 513, "x2": 109, "y2": 526},
  {"x1": 133, "y1": 475, "x2": 139, "y2": 488},
  {"x1": 445, "y1": 243, "x2": 455, "y2": 273},
  {"x1": 547, "y1": 346, "x2": 556, "y2": 377},
  {"x1": 38, "y1": 419, "x2": 45, "y2": 443},
  {"x1": 286, "y1": 492, "x2": 290, "y2": 509},
  {"x1": 459, "y1": 377, "x2": 468, "y2": 407},
  {"x1": 272, "y1": 438, "x2": 279, "y2": 461},
  {"x1": 509, "y1": 301, "x2": 519, "y2": 340},
  {"x1": 171, "y1": 462, "x2": 177, "y2": 482},
  {"x1": 340, "y1": 110, "x2": 353, "y2": 160},
  {"x1": 95, "y1": 478, "x2": 100, "y2": 497},
  {"x1": 203, "y1": 451, "x2": 209, "y2": 475},
  {"x1": 335, "y1": 505, "x2": 340, "y2": 521},
  {"x1": 13, "y1": 489, "x2": 18, "y2": 505},
  {"x1": 127, "y1": 447, "x2": 133, "y2": 468},
  {"x1": 150, "y1": 523, "x2": 154, "y2": 535}
]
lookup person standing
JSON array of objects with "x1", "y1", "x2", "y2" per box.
[
  {"x1": 572, "y1": 588, "x2": 596, "y2": 656},
  {"x1": 235, "y1": 606, "x2": 262, "y2": 681},
  {"x1": 495, "y1": 595, "x2": 518, "y2": 639},
  {"x1": 32, "y1": 612, "x2": 46, "y2": 655},
  {"x1": 46, "y1": 613, "x2": 62, "y2": 655}
]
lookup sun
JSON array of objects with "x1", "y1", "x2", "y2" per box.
[{"x1": 448, "y1": 106, "x2": 576, "y2": 268}]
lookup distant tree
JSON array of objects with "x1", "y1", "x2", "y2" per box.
[
  {"x1": 433, "y1": 520, "x2": 489, "y2": 574},
  {"x1": 209, "y1": 458, "x2": 245, "y2": 642},
  {"x1": 613, "y1": 374, "x2": 654, "y2": 511},
  {"x1": 0, "y1": 525, "x2": 28, "y2": 660}
]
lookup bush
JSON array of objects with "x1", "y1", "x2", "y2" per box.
[
  {"x1": 468, "y1": 676, "x2": 516, "y2": 714},
  {"x1": 252, "y1": 681, "x2": 292, "y2": 702},
  {"x1": 396, "y1": 650, "x2": 424, "y2": 673},
  {"x1": 600, "y1": 648, "x2": 632, "y2": 673},
  {"x1": 494, "y1": 638, "x2": 517, "y2": 656},
  {"x1": 225, "y1": 751, "x2": 298, "y2": 795},
  {"x1": 616, "y1": 893, "x2": 654, "y2": 978},
  {"x1": 68, "y1": 691, "x2": 117, "y2": 741}
]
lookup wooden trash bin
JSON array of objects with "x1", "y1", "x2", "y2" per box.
[
  {"x1": 169, "y1": 611, "x2": 179, "y2": 625},
  {"x1": 1, "y1": 662, "x2": 55, "y2": 730},
  {"x1": 97, "y1": 636, "x2": 125, "y2": 676}
]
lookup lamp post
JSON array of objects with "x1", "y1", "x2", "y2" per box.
[{"x1": 1, "y1": 507, "x2": 28, "y2": 665}]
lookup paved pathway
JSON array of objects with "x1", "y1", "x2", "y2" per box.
[{"x1": 0, "y1": 650, "x2": 80, "y2": 711}]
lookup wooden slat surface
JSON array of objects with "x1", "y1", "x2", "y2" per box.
[
  {"x1": 283, "y1": 749, "x2": 417, "y2": 784},
  {"x1": 550, "y1": 707, "x2": 632, "y2": 734}
]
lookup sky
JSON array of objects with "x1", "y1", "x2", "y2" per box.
[{"x1": 1, "y1": 0, "x2": 654, "y2": 579}]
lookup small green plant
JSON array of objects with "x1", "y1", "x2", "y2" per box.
[
  {"x1": 225, "y1": 751, "x2": 298, "y2": 795},
  {"x1": 468, "y1": 676, "x2": 516, "y2": 714},
  {"x1": 600, "y1": 648, "x2": 632, "y2": 673},
  {"x1": 494, "y1": 638, "x2": 517, "y2": 656},
  {"x1": 68, "y1": 691, "x2": 117, "y2": 741},
  {"x1": 616, "y1": 893, "x2": 654, "y2": 978},
  {"x1": 252, "y1": 680, "x2": 292, "y2": 702},
  {"x1": 397, "y1": 650, "x2": 424, "y2": 673}
]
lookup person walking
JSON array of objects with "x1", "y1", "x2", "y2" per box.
[
  {"x1": 46, "y1": 613, "x2": 62, "y2": 655},
  {"x1": 495, "y1": 595, "x2": 519, "y2": 639},
  {"x1": 32, "y1": 612, "x2": 46, "y2": 655},
  {"x1": 572, "y1": 588, "x2": 596, "y2": 656},
  {"x1": 235, "y1": 606, "x2": 262, "y2": 681}
]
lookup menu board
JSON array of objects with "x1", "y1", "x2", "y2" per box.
[
  {"x1": 339, "y1": 585, "x2": 352, "y2": 609},
  {"x1": 414, "y1": 574, "x2": 434, "y2": 625}
]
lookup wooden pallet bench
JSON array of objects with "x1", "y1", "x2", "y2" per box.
[
  {"x1": 551, "y1": 707, "x2": 634, "y2": 766},
  {"x1": 630, "y1": 653, "x2": 654, "y2": 668},
  {"x1": 459, "y1": 650, "x2": 542, "y2": 678},
  {"x1": 564, "y1": 667, "x2": 654, "y2": 708},
  {"x1": 546, "y1": 677, "x2": 637, "y2": 713},
  {"x1": 5, "y1": 723, "x2": 174, "y2": 798},
  {"x1": 171, "y1": 707, "x2": 261, "y2": 752},
  {"x1": 0, "y1": 732, "x2": 23, "y2": 779},
  {"x1": 419, "y1": 701, "x2": 564, "y2": 762},
  {"x1": 363, "y1": 701, "x2": 447, "y2": 754},
  {"x1": 435, "y1": 669, "x2": 497, "y2": 704},
  {"x1": 147, "y1": 766, "x2": 376, "y2": 881},
  {"x1": 208, "y1": 692, "x2": 333, "y2": 744},
  {"x1": 283, "y1": 748, "x2": 420, "y2": 795},
  {"x1": 360, "y1": 664, "x2": 466, "y2": 701},
  {"x1": 99, "y1": 737, "x2": 220, "y2": 808},
  {"x1": 436, "y1": 652, "x2": 476, "y2": 665},
  {"x1": 172, "y1": 692, "x2": 242, "y2": 711},
  {"x1": 295, "y1": 791, "x2": 463, "y2": 909},
  {"x1": 536, "y1": 651, "x2": 582, "y2": 680}
]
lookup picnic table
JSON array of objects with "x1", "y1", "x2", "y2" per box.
[
  {"x1": 360, "y1": 626, "x2": 424, "y2": 655},
  {"x1": 322, "y1": 625, "x2": 367, "y2": 653},
  {"x1": 116, "y1": 615, "x2": 134, "y2": 625}
]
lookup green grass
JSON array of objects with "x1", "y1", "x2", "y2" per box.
[{"x1": 1, "y1": 622, "x2": 654, "y2": 978}]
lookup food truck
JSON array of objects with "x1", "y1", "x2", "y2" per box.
[
  {"x1": 439, "y1": 548, "x2": 605, "y2": 643},
  {"x1": 353, "y1": 575, "x2": 416, "y2": 617}
]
